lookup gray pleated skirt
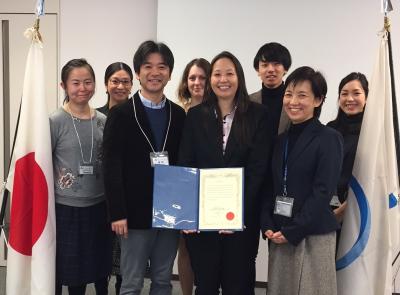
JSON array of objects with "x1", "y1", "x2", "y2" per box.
[{"x1": 267, "y1": 231, "x2": 337, "y2": 295}]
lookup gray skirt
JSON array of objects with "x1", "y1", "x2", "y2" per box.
[{"x1": 267, "y1": 232, "x2": 337, "y2": 295}]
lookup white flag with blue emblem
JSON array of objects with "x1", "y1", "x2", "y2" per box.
[{"x1": 336, "y1": 32, "x2": 399, "y2": 295}]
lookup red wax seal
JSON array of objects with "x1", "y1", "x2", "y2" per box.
[{"x1": 226, "y1": 212, "x2": 235, "y2": 221}]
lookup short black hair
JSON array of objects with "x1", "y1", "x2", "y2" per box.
[
  {"x1": 133, "y1": 40, "x2": 174, "y2": 74},
  {"x1": 284, "y1": 66, "x2": 327, "y2": 118},
  {"x1": 253, "y1": 42, "x2": 292, "y2": 71}
]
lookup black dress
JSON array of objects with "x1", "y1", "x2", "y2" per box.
[{"x1": 327, "y1": 110, "x2": 363, "y2": 203}]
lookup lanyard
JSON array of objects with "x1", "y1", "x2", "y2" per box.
[
  {"x1": 132, "y1": 98, "x2": 171, "y2": 153},
  {"x1": 282, "y1": 138, "x2": 289, "y2": 197},
  {"x1": 67, "y1": 105, "x2": 94, "y2": 164}
]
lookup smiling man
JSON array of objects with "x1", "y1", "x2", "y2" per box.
[
  {"x1": 103, "y1": 40, "x2": 185, "y2": 295},
  {"x1": 250, "y1": 42, "x2": 292, "y2": 137}
]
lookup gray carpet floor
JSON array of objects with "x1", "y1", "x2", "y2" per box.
[{"x1": 0, "y1": 267, "x2": 266, "y2": 294}]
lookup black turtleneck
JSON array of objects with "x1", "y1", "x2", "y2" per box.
[
  {"x1": 327, "y1": 110, "x2": 364, "y2": 202},
  {"x1": 287, "y1": 118, "x2": 314, "y2": 155},
  {"x1": 261, "y1": 82, "x2": 285, "y2": 137}
]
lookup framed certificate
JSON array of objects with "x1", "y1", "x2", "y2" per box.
[{"x1": 152, "y1": 165, "x2": 243, "y2": 231}]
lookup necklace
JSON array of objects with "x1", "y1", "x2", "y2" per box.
[{"x1": 66, "y1": 103, "x2": 94, "y2": 164}]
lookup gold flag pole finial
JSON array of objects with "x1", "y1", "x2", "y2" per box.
[
  {"x1": 33, "y1": 17, "x2": 42, "y2": 42},
  {"x1": 384, "y1": 15, "x2": 391, "y2": 33}
]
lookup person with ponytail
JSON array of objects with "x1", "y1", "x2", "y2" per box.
[
  {"x1": 327, "y1": 72, "x2": 368, "y2": 223},
  {"x1": 97, "y1": 62, "x2": 133, "y2": 116},
  {"x1": 51, "y1": 58, "x2": 111, "y2": 294},
  {"x1": 97, "y1": 62, "x2": 133, "y2": 294}
]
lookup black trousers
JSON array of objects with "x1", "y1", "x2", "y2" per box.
[
  {"x1": 185, "y1": 227, "x2": 260, "y2": 295},
  {"x1": 55, "y1": 277, "x2": 108, "y2": 295}
]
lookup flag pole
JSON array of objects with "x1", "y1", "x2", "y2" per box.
[
  {"x1": 0, "y1": 104, "x2": 21, "y2": 240},
  {"x1": 385, "y1": 15, "x2": 400, "y2": 270},
  {"x1": 385, "y1": 16, "x2": 400, "y2": 189},
  {"x1": 0, "y1": 15, "x2": 42, "y2": 239}
]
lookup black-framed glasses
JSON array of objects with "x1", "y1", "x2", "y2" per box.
[{"x1": 109, "y1": 79, "x2": 132, "y2": 86}]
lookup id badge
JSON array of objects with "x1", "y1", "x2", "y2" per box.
[
  {"x1": 79, "y1": 163, "x2": 94, "y2": 175},
  {"x1": 330, "y1": 195, "x2": 341, "y2": 207},
  {"x1": 150, "y1": 151, "x2": 169, "y2": 167},
  {"x1": 274, "y1": 195, "x2": 294, "y2": 217}
]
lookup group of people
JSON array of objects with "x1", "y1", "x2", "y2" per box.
[{"x1": 50, "y1": 40, "x2": 368, "y2": 295}]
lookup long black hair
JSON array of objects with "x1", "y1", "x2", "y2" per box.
[
  {"x1": 329, "y1": 72, "x2": 368, "y2": 133},
  {"x1": 206, "y1": 51, "x2": 250, "y2": 144},
  {"x1": 329, "y1": 72, "x2": 368, "y2": 131}
]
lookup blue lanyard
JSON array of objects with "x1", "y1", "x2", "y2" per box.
[{"x1": 283, "y1": 138, "x2": 289, "y2": 197}]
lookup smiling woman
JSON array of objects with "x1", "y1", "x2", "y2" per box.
[
  {"x1": 177, "y1": 58, "x2": 210, "y2": 113},
  {"x1": 210, "y1": 57, "x2": 239, "y2": 103},
  {"x1": 50, "y1": 58, "x2": 112, "y2": 295},
  {"x1": 178, "y1": 51, "x2": 272, "y2": 294},
  {"x1": 261, "y1": 66, "x2": 343, "y2": 295},
  {"x1": 283, "y1": 79, "x2": 323, "y2": 124},
  {"x1": 327, "y1": 72, "x2": 368, "y2": 229},
  {"x1": 97, "y1": 62, "x2": 133, "y2": 117}
]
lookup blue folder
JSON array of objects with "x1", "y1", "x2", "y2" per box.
[{"x1": 152, "y1": 165, "x2": 199, "y2": 230}]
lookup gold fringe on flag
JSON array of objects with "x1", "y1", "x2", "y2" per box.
[{"x1": 24, "y1": 18, "x2": 43, "y2": 43}]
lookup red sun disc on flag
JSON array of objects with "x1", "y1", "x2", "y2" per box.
[
  {"x1": 9, "y1": 152, "x2": 48, "y2": 256},
  {"x1": 226, "y1": 212, "x2": 235, "y2": 221}
]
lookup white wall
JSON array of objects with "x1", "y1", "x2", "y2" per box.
[
  {"x1": 4, "y1": 0, "x2": 400, "y2": 284},
  {"x1": 156, "y1": 0, "x2": 400, "y2": 282},
  {"x1": 157, "y1": 0, "x2": 400, "y2": 124},
  {"x1": 59, "y1": 0, "x2": 158, "y2": 108}
]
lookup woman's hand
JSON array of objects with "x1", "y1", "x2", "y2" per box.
[
  {"x1": 333, "y1": 201, "x2": 348, "y2": 223},
  {"x1": 111, "y1": 219, "x2": 128, "y2": 238},
  {"x1": 182, "y1": 230, "x2": 200, "y2": 234},
  {"x1": 219, "y1": 230, "x2": 234, "y2": 234},
  {"x1": 265, "y1": 230, "x2": 288, "y2": 244}
]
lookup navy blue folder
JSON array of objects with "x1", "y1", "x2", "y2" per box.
[
  {"x1": 153, "y1": 165, "x2": 244, "y2": 231},
  {"x1": 152, "y1": 165, "x2": 199, "y2": 230}
]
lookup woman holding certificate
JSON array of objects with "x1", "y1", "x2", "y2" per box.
[
  {"x1": 260, "y1": 66, "x2": 343, "y2": 295},
  {"x1": 178, "y1": 51, "x2": 271, "y2": 294}
]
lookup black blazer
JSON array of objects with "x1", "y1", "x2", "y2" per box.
[
  {"x1": 261, "y1": 119, "x2": 343, "y2": 245},
  {"x1": 103, "y1": 91, "x2": 186, "y2": 229},
  {"x1": 178, "y1": 101, "x2": 272, "y2": 228}
]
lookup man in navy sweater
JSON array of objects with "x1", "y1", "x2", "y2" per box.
[{"x1": 103, "y1": 40, "x2": 185, "y2": 295}]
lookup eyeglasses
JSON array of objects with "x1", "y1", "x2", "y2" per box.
[{"x1": 109, "y1": 79, "x2": 132, "y2": 86}]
